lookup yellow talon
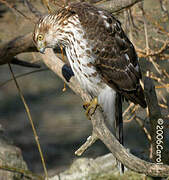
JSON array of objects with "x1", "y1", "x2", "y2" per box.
[
  {"x1": 83, "y1": 97, "x2": 98, "y2": 119},
  {"x1": 60, "y1": 45, "x2": 67, "y2": 92},
  {"x1": 60, "y1": 45, "x2": 65, "y2": 62},
  {"x1": 62, "y1": 82, "x2": 67, "y2": 92}
]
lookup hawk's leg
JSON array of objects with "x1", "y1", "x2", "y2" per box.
[{"x1": 83, "y1": 97, "x2": 98, "y2": 119}]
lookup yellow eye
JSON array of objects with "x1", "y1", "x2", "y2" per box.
[{"x1": 37, "y1": 34, "x2": 44, "y2": 41}]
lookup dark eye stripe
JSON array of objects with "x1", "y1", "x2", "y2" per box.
[
  {"x1": 32, "y1": 32, "x2": 35, "y2": 42},
  {"x1": 32, "y1": 30, "x2": 38, "y2": 44}
]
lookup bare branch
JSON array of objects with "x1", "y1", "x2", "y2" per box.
[
  {"x1": 41, "y1": 49, "x2": 169, "y2": 177},
  {"x1": 75, "y1": 133, "x2": 98, "y2": 156},
  {"x1": 0, "y1": 33, "x2": 36, "y2": 65},
  {"x1": 0, "y1": 33, "x2": 61, "y2": 67},
  {"x1": 41, "y1": 0, "x2": 52, "y2": 13},
  {"x1": 11, "y1": 57, "x2": 41, "y2": 68},
  {"x1": 0, "y1": 0, "x2": 33, "y2": 22},
  {"x1": 24, "y1": 0, "x2": 42, "y2": 18},
  {"x1": 0, "y1": 68, "x2": 48, "y2": 88},
  {"x1": 95, "y1": 0, "x2": 143, "y2": 13},
  {"x1": 0, "y1": 164, "x2": 43, "y2": 180}
]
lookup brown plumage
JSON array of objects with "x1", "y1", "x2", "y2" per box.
[
  {"x1": 33, "y1": 2, "x2": 146, "y2": 127},
  {"x1": 67, "y1": 2, "x2": 146, "y2": 108}
]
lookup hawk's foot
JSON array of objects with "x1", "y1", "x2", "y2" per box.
[
  {"x1": 62, "y1": 82, "x2": 67, "y2": 92},
  {"x1": 83, "y1": 97, "x2": 98, "y2": 119}
]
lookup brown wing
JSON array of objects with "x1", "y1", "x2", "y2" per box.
[
  {"x1": 94, "y1": 23, "x2": 147, "y2": 108},
  {"x1": 69, "y1": 2, "x2": 147, "y2": 108}
]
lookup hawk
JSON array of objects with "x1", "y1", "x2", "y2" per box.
[{"x1": 33, "y1": 2, "x2": 147, "y2": 127}]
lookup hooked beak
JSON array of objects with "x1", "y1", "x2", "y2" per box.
[
  {"x1": 37, "y1": 41, "x2": 46, "y2": 54},
  {"x1": 38, "y1": 47, "x2": 46, "y2": 54}
]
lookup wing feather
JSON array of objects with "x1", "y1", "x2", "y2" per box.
[{"x1": 68, "y1": 2, "x2": 147, "y2": 107}]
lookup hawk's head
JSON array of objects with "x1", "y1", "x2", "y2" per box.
[
  {"x1": 33, "y1": 4, "x2": 84, "y2": 54},
  {"x1": 33, "y1": 14, "x2": 63, "y2": 54}
]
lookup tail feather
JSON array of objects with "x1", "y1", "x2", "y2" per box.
[
  {"x1": 98, "y1": 86, "x2": 116, "y2": 131},
  {"x1": 122, "y1": 85, "x2": 147, "y2": 108},
  {"x1": 115, "y1": 93, "x2": 124, "y2": 173}
]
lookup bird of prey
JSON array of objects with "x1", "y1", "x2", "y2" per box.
[{"x1": 33, "y1": 2, "x2": 147, "y2": 128}]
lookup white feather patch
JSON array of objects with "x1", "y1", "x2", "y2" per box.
[
  {"x1": 104, "y1": 20, "x2": 110, "y2": 28},
  {"x1": 98, "y1": 85, "x2": 116, "y2": 131},
  {"x1": 124, "y1": 53, "x2": 130, "y2": 61}
]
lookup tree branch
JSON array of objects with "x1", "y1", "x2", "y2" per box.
[
  {"x1": 0, "y1": 33, "x2": 60, "y2": 67},
  {"x1": 41, "y1": 49, "x2": 169, "y2": 178},
  {"x1": 95, "y1": 0, "x2": 143, "y2": 12},
  {"x1": 0, "y1": 33, "x2": 36, "y2": 65},
  {"x1": 24, "y1": 0, "x2": 42, "y2": 18},
  {"x1": 1, "y1": 0, "x2": 169, "y2": 178}
]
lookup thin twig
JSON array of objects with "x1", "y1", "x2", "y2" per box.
[
  {"x1": 158, "y1": 103, "x2": 168, "y2": 109},
  {"x1": 0, "y1": 0, "x2": 34, "y2": 23},
  {"x1": 0, "y1": 68, "x2": 48, "y2": 88},
  {"x1": 155, "y1": 84, "x2": 169, "y2": 89},
  {"x1": 150, "y1": 73, "x2": 169, "y2": 92},
  {"x1": 123, "y1": 105, "x2": 138, "y2": 123},
  {"x1": 41, "y1": 0, "x2": 52, "y2": 13},
  {"x1": 146, "y1": 14, "x2": 169, "y2": 38},
  {"x1": 8, "y1": 63, "x2": 49, "y2": 180},
  {"x1": 140, "y1": 3, "x2": 163, "y2": 75},
  {"x1": 49, "y1": 0, "x2": 63, "y2": 8},
  {"x1": 123, "y1": 103, "x2": 134, "y2": 117},
  {"x1": 136, "y1": 40, "x2": 169, "y2": 58},
  {"x1": 135, "y1": 116, "x2": 151, "y2": 142},
  {"x1": 0, "y1": 164, "x2": 43, "y2": 180},
  {"x1": 75, "y1": 133, "x2": 98, "y2": 156},
  {"x1": 24, "y1": 0, "x2": 42, "y2": 18},
  {"x1": 134, "y1": 115, "x2": 153, "y2": 160}
]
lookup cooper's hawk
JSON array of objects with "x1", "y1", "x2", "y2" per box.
[{"x1": 33, "y1": 2, "x2": 147, "y2": 128}]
